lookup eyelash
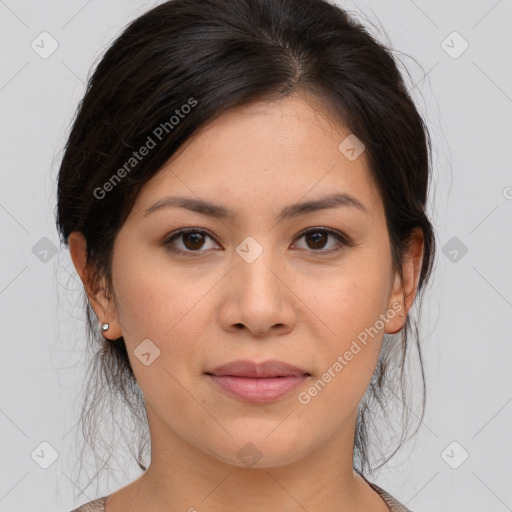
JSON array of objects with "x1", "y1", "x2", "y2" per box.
[{"x1": 162, "y1": 227, "x2": 352, "y2": 256}]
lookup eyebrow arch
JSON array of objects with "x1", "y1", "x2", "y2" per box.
[{"x1": 142, "y1": 192, "x2": 368, "y2": 221}]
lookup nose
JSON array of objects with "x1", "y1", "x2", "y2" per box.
[{"x1": 219, "y1": 241, "x2": 297, "y2": 338}]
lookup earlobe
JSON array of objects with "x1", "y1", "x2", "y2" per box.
[
  {"x1": 68, "y1": 231, "x2": 123, "y2": 340},
  {"x1": 385, "y1": 279, "x2": 406, "y2": 334}
]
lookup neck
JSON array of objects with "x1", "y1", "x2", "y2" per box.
[{"x1": 109, "y1": 408, "x2": 388, "y2": 512}]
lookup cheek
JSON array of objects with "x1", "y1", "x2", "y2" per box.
[
  {"x1": 111, "y1": 243, "x2": 199, "y2": 338},
  {"x1": 307, "y1": 255, "x2": 391, "y2": 386},
  {"x1": 111, "y1": 246, "x2": 218, "y2": 381},
  {"x1": 110, "y1": 251, "x2": 210, "y2": 409},
  {"x1": 318, "y1": 259, "x2": 390, "y2": 338}
]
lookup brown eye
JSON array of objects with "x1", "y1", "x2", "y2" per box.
[
  {"x1": 182, "y1": 232, "x2": 206, "y2": 250},
  {"x1": 163, "y1": 226, "x2": 351, "y2": 256},
  {"x1": 305, "y1": 230, "x2": 328, "y2": 249},
  {"x1": 164, "y1": 228, "x2": 219, "y2": 254},
  {"x1": 293, "y1": 228, "x2": 349, "y2": 253}
]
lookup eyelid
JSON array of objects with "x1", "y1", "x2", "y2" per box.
[
  {"x1": 163, "y1": 227, "x2": 221, "y2": 255},
  {"x1": 293, "y1": 226, "x2": 353, "y2": 250},
  {"x1": 163, "y1": 226, "x2": 352, "y2": 255}
]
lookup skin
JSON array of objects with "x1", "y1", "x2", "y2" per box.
[{"x1": 69, "y1": 91, "x2": 423, "y2": 512}]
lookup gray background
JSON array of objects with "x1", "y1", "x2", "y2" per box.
[{"x1": 1, "y1": 0, "x2": 511, "y2": 511}]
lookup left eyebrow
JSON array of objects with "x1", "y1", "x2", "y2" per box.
[{"x1": 142, "y1": 192, "x2": 369, "y2": 221}]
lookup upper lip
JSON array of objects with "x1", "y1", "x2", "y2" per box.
[{"x1": 206, "y1": 359, "x2": 310, "y2": 378}]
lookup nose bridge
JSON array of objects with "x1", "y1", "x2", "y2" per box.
[
  {"x1": 218, "y1": 229, "x2": 299, "y2": 337},
  {"x1": 228, "y1": 232, "x2": 292, "y2": 331},
  {"x1": 234, "y1": 234, "x2": 281, "y2": 296}
]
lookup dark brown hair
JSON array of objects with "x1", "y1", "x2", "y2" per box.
[{"x1": 55, "y1": 0, "x2": 436, "y2": 489}]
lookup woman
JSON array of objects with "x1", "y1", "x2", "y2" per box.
[{"x1": 56, "y1": 0, "x2": 436, "y2": 510}]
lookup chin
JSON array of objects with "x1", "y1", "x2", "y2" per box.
[{"x1": 208, "y1": 431, "x2": 310, "y2": 469}]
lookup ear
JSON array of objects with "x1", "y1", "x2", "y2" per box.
[
  {"x1": 68, "y1": 231, "x2": 123, "y2": 340},
  {"x1": 385, "y1": 227, "x2": 424, "y2": 334}
]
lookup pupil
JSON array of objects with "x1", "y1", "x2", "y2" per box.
[
  {"x1": 185, "y1": 233, "x2": 204, "y2": 250},
  {"x1": 308, "y1": 231, "x2": 326, "y2": 249}
]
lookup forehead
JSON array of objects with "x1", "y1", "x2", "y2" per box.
[{"x1": 130, "y1": 93, "x2": 382, "y2": 223}]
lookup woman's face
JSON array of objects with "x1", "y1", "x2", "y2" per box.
[{"x1": 82, "y1": 93, "x2": 416, "y2": 470}]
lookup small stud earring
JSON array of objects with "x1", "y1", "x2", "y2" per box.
[{"x1": 101, "y1": 323, "x2": 110, "y2": 332}]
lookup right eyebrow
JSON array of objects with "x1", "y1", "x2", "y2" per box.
[{"x1": 142, "y1": 192, "x2": 369, "y2": 221}]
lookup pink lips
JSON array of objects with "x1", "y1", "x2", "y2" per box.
[{"x1": 205, "y1": 359, "x2": 310, "y2": 403}]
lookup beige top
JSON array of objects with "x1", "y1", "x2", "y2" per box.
[{"x1": 69, "y1": 480, "x2": 413, "y2": 511}]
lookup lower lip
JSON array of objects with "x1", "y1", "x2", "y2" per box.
[{"x1": 206, "y1": 374, "x2": 309, "y2": 403}]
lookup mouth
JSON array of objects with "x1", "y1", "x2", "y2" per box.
[
  {"x1": 206, "y1": 359, "x2": 310, "y2": 378},
  {"x1": 204, "y1": 359, "x2": 311, "y2": 403}
]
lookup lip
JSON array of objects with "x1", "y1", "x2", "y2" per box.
[
  {"x1": 205, "y1": 359, "x2": 311, "y2": 403},
  {"x1": 206, "y1": 359, "x2": 310, "y2": 378}
]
